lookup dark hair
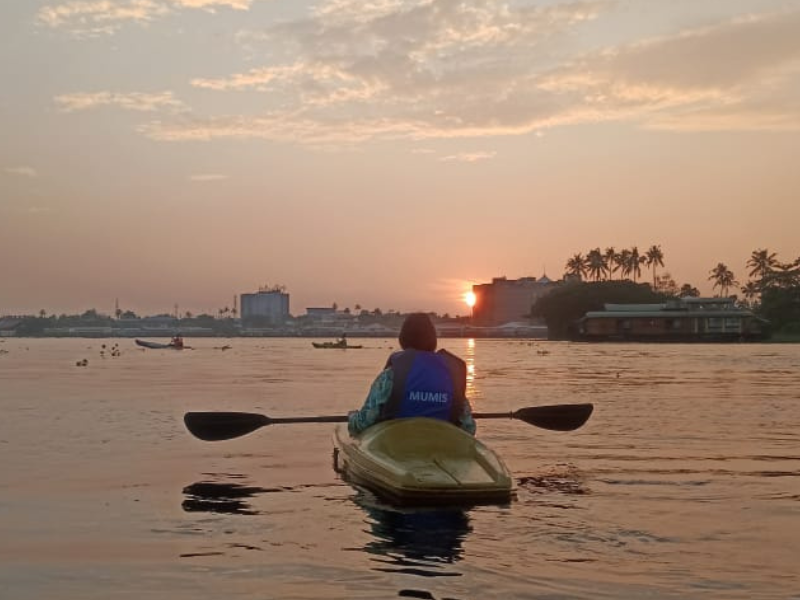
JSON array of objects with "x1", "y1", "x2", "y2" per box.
[{"x1": 399, "y1": 313, "x2": 437, "y2": 351}]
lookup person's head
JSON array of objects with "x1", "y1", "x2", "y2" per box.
[{"x1": 399, "y1": 313, "x2": 437, "y2": 351}]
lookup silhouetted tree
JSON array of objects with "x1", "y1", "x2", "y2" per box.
[
  {"x1": 565, "y1": 254, "x2": 587, "y2": 280},
  {"x1": 708, "y1": 263, "x2": 738, "y2": 297},
  {"x1": 586, "y1": 248, "x2": 605, "y2": 281},
  {"x1": 646, "y1": 245, "x2": 665, "y2": 287},
  {"x1": 679, "y1": 284, "x2": 700, "y2": 297}
]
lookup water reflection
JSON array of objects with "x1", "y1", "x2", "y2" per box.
[
  {"x1": 464, "y1": 338, "x2": 476, "y2": 398},
  {"x1": 181, "y1": 475, "x2": 282, "y2": 515},
  {"x1": 357, "y1": 495, "x2": 472, "y2": 578}
]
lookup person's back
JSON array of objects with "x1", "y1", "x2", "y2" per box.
[{"x1": 347, "y1": 313, "x2": 475, "y2": 435}]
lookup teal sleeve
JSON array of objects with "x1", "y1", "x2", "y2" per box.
[
  {"x1": 459, "y1": 399, "x2": 477, "y2": 435},
  {"x1": 348, "y1": 368, "x2": 393, "y2": 435}
]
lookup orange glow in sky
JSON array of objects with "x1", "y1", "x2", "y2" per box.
[{"x1": 1, "y1": 1, "x2": 798, "y2": 316}]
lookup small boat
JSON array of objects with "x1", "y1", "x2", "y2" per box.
[
  {"x1": 333, "y1": 418, "x2": 514, "y2": 506},
  {"x1": 135, "y1": 339, "x2": 182, "y2": 349},
  {"x1": 312, "y1": 341, "x2": 363, "y2": 349}
]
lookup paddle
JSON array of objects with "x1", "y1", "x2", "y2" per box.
[{"x1": 184, "y1": 403, "x2": 593, "y2": 442}]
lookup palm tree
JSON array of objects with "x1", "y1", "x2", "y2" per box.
[
  {"x1": 741, "y1": 281, "x2": 760, "y2": 305},
  {"x1": 39, "y1": 309, "x2": 46, "y2": 318},
  {"x1": 586, "y1": 248, "x2": 605, "y2": 281},
  {"x1": 628, "y1": 246, "x2": 645, "y2": 282},
  {"x1": 645, "y1": 244, "x2": 665, "y2": 287},
  {"x1": 708, "y1": 263, "x2": 739, "y2": 297},
  {"x1": 616, "y1": 249, "x2": 632, "y2": 279},
  {"x1": 746, "y1": 248, "x2": 778, "y2": 281},
  {"x1": 603, "y1": 247, "x2": 617, "y2": 280},
  {"x1": 565, "y1": 253, "x2": 587, "y2": 280}
]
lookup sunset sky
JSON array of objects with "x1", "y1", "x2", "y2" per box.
[{"x1": 2, "y1": 0, "x2": 799, "y2": 317}]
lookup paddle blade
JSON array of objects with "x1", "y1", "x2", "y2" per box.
[
  {"x1": 512, "y1": 403, "x2": 593, "y2": 431},
  {"x1": 184, "y1": 412, "x2": 271, "y2": 441}
]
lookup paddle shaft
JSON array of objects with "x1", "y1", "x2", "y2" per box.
[
  {"x1": 269, "y1": 415, "x2": 348, "y2": 424},
  {"x1": 268, "y1": 413, "x2": 520, "y2": 423},
  {"x1": 473, "y1": 412, "x2": 515, "y2": 419}
]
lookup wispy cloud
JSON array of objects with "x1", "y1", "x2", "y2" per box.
[
  {"x1": 55, "y1": 3, "x2": 800, "y2": 144},
  {"x1": 538, "y1": 10, "x2": 800, "y2": 131},
  {"x1": 440, "y1": 151, "x2": 496, "y2": 162},
  {"x1": 55, "y1": 91, "x2": 186, "y2": 113},
  {"x1": 188, "y1": 173, "x2": 228, "y2": 181},
  {"x1": 38, "y1": 0, "x2": 255, "y2": 36},
  {"x1": 5, "y1": 166, "x2": 39, "y2": 177}
]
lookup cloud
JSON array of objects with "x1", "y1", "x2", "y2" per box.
[
  {"x1": 188, "y1": 173, "x2": 229, "y2": 181},
  {"x1": 55, "y1": 3, "x2": 800, "y2": 144},
  {"x1": 538, "y1": 10, "x2": 800, "y2": 131},
  {"x1": 440, "y1": 151, "x2": 496, "y2": 162},
  {"x1": 5, "y1": 166, "x2": 38, "y2": 177},
  {"x1": 55, "y1": 91, "x2": 186, "y2": 112},
  {"x1": 37, "y1": 0, "x2": 255, "y2": 36}
]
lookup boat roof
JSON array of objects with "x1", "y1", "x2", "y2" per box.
[{"x1": 582, "y1": 309, "x2": 759, "y2": 319}]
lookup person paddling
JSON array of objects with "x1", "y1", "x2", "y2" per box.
[
  {"x1": 171, "y1": 335, "x2": 184, "y2": 349},
  {"x1": 348, "y1": 313, "x2": 476, "y2": 435}
]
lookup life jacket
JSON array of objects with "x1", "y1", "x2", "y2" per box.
[{"x1": 379, "y1": 349, "x2": 467, "y2": 424}]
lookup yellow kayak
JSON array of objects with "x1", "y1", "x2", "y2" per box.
[{"x1": 333, "y1": 418, "x2": 515, "y2": 506}]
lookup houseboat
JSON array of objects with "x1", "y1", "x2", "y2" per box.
[{"x1": 574, "y1": 297, "x2": 769, "y2": 342}]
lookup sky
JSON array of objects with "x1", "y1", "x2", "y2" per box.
[{"x1": 1, "y1": 0, "x2": 799, "y2": 317}]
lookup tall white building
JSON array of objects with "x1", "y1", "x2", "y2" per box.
[{"x1": 240, "y1": 289, "x2": 290, "y2": 323}]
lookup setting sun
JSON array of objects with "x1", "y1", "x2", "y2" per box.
[{"x1": 464, "y1": 291, "x2": 476, "y2": 308}]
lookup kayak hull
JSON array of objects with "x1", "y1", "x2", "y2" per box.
[
  {"x1": 312, "y1": 342, "x2": 363, "y2": 349},
  {"x1": 334, "y1": 418, "x2": 514, "y2": 506},
  {"x1": 135, "y1": 339, "x2": 181, "y2": 349}
]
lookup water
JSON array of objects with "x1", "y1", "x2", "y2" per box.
[{"x1": 1, "y1": 338, "x2": 798, "y2": 599}]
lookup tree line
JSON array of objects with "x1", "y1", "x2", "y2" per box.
[
  {"x1": 564, "y1": 245, "x2": 699, "y2": 298},
  {"x1": 550, "y1": 245, "x2": 800, "y2": 338}
]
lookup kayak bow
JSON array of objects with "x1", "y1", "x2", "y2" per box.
[{"x1": 333, "y1": 418, "x2": 515, "y2": 506}]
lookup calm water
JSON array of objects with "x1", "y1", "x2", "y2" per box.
[{"x1": 1, "y1": 338, "x2": 798, "y2": 600}]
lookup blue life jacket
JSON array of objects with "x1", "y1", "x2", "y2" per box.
[{"x1": 379, "y1": 349, "x2": 467, "y2": 424}]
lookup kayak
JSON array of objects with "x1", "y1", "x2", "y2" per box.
[
  {"x1": 312, "y1": 342, "x2": 363, "y2": 349},
  {"x1": 135, "y1": 339, "x2": 182, "y2": 349},
  {"x1": 333, "y1": 418, "x2": 514, "y2": 506}
]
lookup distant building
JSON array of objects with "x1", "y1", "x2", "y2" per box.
[
  {"x1": 0, "y1": 317, "x2": 22, "y2": 337},
  {"x1": 240, "y1": 289, "x2": 290, "y2": 324},
  {"x1": 472, "y1": 276, "x2": 557, "y2": 326},
  {"x1": 305, "y1": 307, "x2": 337, "y2": 321}
]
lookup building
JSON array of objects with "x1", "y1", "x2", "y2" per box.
[
  {"x1": 575, "y1": 297, "x2": 769, "y2": 342},
  {"x1": 471, "y1": 276, "x2": 557, "y2": 326},
  {"x1": 240, "y1": 289, "x2": 290, "y2": 324},
  {"x1": 304, "y1": 307, "x2": 338, "y2": 321},
  {"x1": 0, "y1": 317, "x2": 22, "y2": 337}
]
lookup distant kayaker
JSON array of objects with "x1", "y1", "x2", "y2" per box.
[
  {"x1": 337, "y1": 333, "x2": 348, "y2": 347},
  {"x1": 348, "y1": 313, "x2": 476, "y2": 435},
  {"x1": 171, "y1": 335, "x2": 184, "y2": 349}
]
